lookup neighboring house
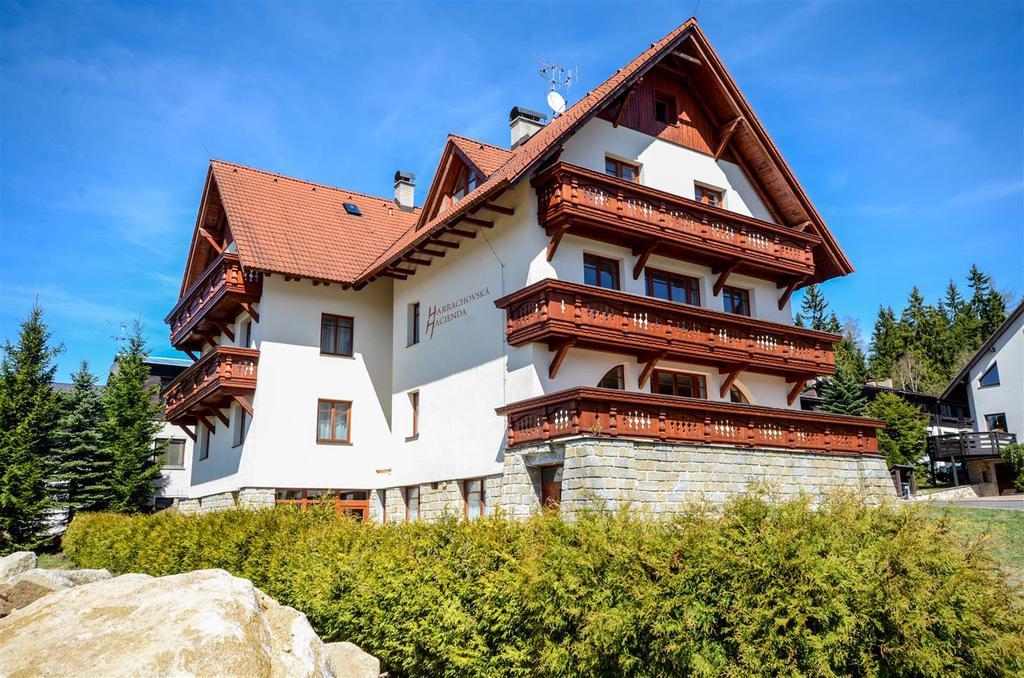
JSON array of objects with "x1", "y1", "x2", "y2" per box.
[
  {"x1": 144, "y1": 357, "x2": 196, "y2": 509},
  {"x1": 161, "y1": 19, "x2": 894, "y2": 521},
  {"x1": 931, "y1": 303, "x2": 1023, "y2": 496}
]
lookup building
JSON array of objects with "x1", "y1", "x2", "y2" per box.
[
  {"x1": 162, "y1": 19, "x2": 894, "y2": 520},
  {"x1": 144, "y1": 357, "x2": 196, "y2": 508},
  {"x1": 929, "y1": 303, "x2": 1023, "y2": 496}
]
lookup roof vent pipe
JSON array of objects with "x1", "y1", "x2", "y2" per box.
[
  {"x1": 393, "y1": 171, "x2": 415, "y2": 210},
  {"x1": 509, "y1": 106, "x2": 547, "y2": 149}
]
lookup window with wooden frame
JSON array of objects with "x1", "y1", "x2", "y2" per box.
[
  {"x1": 645, "y1": 268, "x2": 700, "y2": 305},
  {"x1": 653, "y1": 91, "x2": 677, "y2": 125},
  {"x1": 604, "y1": 157, "x2": 639, "y2": 183},
  {"x1": 316, "y1": 399, "x2": 351, "y2": 444},
  {"x1": 597, "y1": 365, "x2": 625, "y2": 390},
  {"x1": 694, "y1": 183, "x2": 724, "y2": 208},
  {"x1": 583, "y1": 253, "x2": 620, "y2": 291},
  {"x1": 541, "y1": 465, "x2": 563, "y2": 510},
  {"x1": 274, "y1": 489, "x2": 368, "y2": 520},
  {"x1": 406, "y1": 486, "x2": 420, "y2": 522},
  {"x1": 722, "y1": 286, "x2": 751, "y2": 316},
  {"x1": 197, "y1": 424, "x2": 210, "y2": 460},
  {"x1": 408, "y1": 391, "x2": 419, "y2": 438},
  {"x1": 452, "y1": 166, "x2": 480, "y2": 203},
  {"x1": 651, "y1": 370, "x2": 708, "y2": 399},
  {"x1": 407, "y1": 302, "x2": 421, "y2": 346},
  {"x1": 320, "y1": 313, "x2": 354, "y2": 357},
  {"x1": 464, "y1": 478, "x2": 486, "y2": 519}
]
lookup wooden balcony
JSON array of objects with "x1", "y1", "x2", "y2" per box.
[
  {"x1": 531, "y1": 163, "x2": 821, "y2": 286},
  {"x1": 163, "y1": 346, "x2": 258, "y2": 425},
  {"x1": 927, "y1": 431, "x2": 1017, "y2": 462},
  {"x1": 165, "y1": 252, "x2": 262, "y2": 352},
  {"x1": 496, "y1": 387, "x2": 883, "y2": 456},
  {"x1": 495, "y1": 279, "x2": 838, "y2": 383}
]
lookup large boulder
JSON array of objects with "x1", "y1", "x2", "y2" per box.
[
  {"x1": 0, "y1": 569, "x2": 336, "y2": 677},
  {"x1": 0, "y1": 551, "x2": 36, "y2": 583},
  {"x1": 325, "y1": 641, "x2": 380, "y2": 678}
]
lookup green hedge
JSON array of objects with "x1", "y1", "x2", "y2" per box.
[{"x1": 64, "y1": 495, "x2": 1024, "y2": 676}]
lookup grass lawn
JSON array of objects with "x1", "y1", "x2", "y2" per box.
[
  {"x1": 37, "y1": 552, "x2": 77, "y2": 570},
  {"x1": 926, "y1": 506, "x2": 1024, "y2": 580}
]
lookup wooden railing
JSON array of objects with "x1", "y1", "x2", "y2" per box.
[
  {"x1": 496, "y1": 387, "x2": 883, "y2": 455},
  {"x1": 531, "y1": 163, "x2": 820, "y2": 277},
  {"x1": 163, "y1": 346, "x2": 259, "y2": 423},
  {"x1": 495, "y1": 279, "x2": 838, "y2": 377},
  {"x1": 165, "y1": 252, "x2": 261, "y2": 349},
  {"x1": 927, "y1": 431, "x2": 1017, "y2": 461}
]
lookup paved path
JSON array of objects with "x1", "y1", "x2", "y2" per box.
[{"x1": 925, "y1": 498, "x2": 1024, "y2": 511}]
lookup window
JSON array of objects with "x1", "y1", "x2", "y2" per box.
[
  {"x1": 541, "y1": 466, "x2": 563, "y2": 510},
  {"x1": 604, "y1": 157, "x2": 639, "y2": 183},
  {"x1": 728, "y1": 385, "x2": 749, "y2": 404},
  {"x1": 695, "y1": 184, "x2": 724, "y2": 208},
  {"x1": 408, "y1": 391, "x2": 419, "y2": 438},
  {"x1": 154, "y1": 438, "x2": 185, "y2": 469},
  {"x1": 343, "y1": 202, "x2": 362, "y2": 217},
  {"x1": 406, "y1": 486, "x2": 420, "y2": 522},
  {"x1": 317, "y1": 399, "x2": 351, "y2": 444},
  {"x1": 197, "y1": 425, "x2": 210, "y2": 461},
  {"x1": 240, "y1": 319, "x2": 253, "y2": 348},
  {"x1": 597, "y1": 365, "x2": 625, "y2": 390},
  {"x1": 320, "y1": 313, "x2": 354, "y2": 357},
  {"x1": 464, "y1": 478, "x2": 486, "y2": 519},
  {"x1": 652, "y1": 370, "x2": 707, "y2": 399},
  {"x1": 722, "y1": 286, "x2": 751, "y2": 316},
  {"x1": 275, "y1": 489, "x2": 368, "y2": 520},
  {"x1": 979, "y1": 363, "x2": 1000, "y2": 387},
  {"x1": 986, "y1": 413, "x2": 1008, "y2": 432},
  {"x1": 233, "y1": 406, "x2": 248, "y2": 447},
  {"x1": 407, "y1": 302, "x2": 420, "y2": 346},
  {"x1": 584, "y1": 254, "x2": 620, "y2": 290},
  {"x1": 645, "y1": 269, "x2": 700, "y2": 305},
  {"x1": 654, "y1": 91, "x2": 676, "y2": 125},
  {"x1": 452, "y1": 167, "x2": 480, "y2": 202}
]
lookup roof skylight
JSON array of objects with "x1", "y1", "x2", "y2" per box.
[{"x1": 343, "y1": 202, "x2": 362, "y2": 217}]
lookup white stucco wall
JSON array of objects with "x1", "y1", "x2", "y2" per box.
[
  {"x1": 153, "y1": 420, "x2": 193, "y2": 499},
  {"x1": 968, "y1": 310, "x2": 1023, "y2": 438}
]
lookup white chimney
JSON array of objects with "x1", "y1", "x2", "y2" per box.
[
  {"x1": 393, "y1": 171, "x2": 415, "y2": 210},
  {"x1": 509, "y1": 106, "x2": 547, "y2": 149}
]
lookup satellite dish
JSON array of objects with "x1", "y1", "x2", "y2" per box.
[{"x1": 546, "y1": 90, "x2": 567, "y2": 116}]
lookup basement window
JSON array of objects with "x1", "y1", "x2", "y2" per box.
[{"x1": 343, "y1": 202, "x2": 362, "y2": 217}]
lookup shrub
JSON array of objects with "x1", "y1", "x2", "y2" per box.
[
  {"x1": 64, "y1": 496, "x2": 1024, "y2": 677},
  {"x1": 1002, "y1": 443, "x2": 1024, "y2": 492}
]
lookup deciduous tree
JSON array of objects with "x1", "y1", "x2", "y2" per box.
[{"x1": 867, "y1": 392, "x2": 928, "y2": 469}]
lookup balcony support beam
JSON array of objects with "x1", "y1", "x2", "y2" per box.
[
  {"x1": 196, "y1": 413, "x2": 216, "y2": 434},
  {"x1": 212, "y1": 320, "x2": 235, "y2": 342},
  {"x1": 205, "y1": 407, "x2": 230, "y2": 427},
  {"x1": 548, "y1": 339, "x2": 575, "y2": 379},
  {"x1": 719, "y1": 363, "x2": 748, "y2": 398},
  {"x1": 714, "y1": 117, "x2": 743, "y2": 161},
  {"x1": 777, "y1": 277, "x2": 804, "y2": 311},
  {"x1": 787, "y1": 377, "x2": 809, "y2": 406},
  {"x1": 184, "y1": 350, "x2": 199, "y2": 362},
  {"x1": 632, "y1": 241, "x2": 659, "y2": 280},
  {"x1": 240, "y1": 302, "x2": 259, "y2": 323},
  {"x1": 638, "y1": 351, "x2": 666, "y2": 389},
  {"x1": 712, "y1": 259, "x2": 741, "y2": 296},
  {"x1": 176, "y1": 424, "x2": 197, "y2": 442},
  {"x1": 233, "y1": 395, "x2": 254, "y2": 417},
  {"x1": 547, "y1": 223, "x2": 570, "y2": 262},
  {"x1": 198, "y1": 227, "x2": 223, "y2": 255}
]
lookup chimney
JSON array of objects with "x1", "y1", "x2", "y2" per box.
[
  {"x1": 509, "y1": 106, "x2": 547, "y2": 149},
  {"x1": 393, "y1": 171, "x2": 415, "y2": 210}
]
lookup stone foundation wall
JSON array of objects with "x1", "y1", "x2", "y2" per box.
[
  {"x1": 176, "y1": 489, "x2": 275, "y2": 515},
  {"x1": 965, "y1": 459, "x2": 1001, "y2": 497}
]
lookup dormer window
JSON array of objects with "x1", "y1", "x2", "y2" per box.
[
  {"x1": 452, "y1": 167, "x2": 480, "y2": 203},
  {"x1": 605, "y1": 157, "x2": 639, "y2": 183},
  {"x1": 695, "y1": 184, "x2": 723, "y2": 208}
]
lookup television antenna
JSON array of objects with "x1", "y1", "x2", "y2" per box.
[{"x1": 534, "y1": 55, "x2": 576, "y2": 117}]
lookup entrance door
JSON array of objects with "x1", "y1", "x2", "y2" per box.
[
  {"x1": 995, "y1": 463, "x2": 1017, "y2": 495},
  {"x1": 541, "y1": 466, "x2": 563, "y2": 510}
]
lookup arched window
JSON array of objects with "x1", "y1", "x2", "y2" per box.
[
  {"x1": 728, "y1": 385, "x2": 749, "y2": 404},
  {"x1": 597, "y1": 365, "x2": 625, "y2": 390}
]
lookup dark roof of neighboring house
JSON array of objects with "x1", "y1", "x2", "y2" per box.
[{"x1": 940, "y1": 301, "x2": 1024, "y2": 399}]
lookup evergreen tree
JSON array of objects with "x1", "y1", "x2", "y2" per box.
[
  {"x1": 866, "y1": 392, "x2": 928, "y2": 469},
  {"x1": 0, "y1": 304, "x2": 62, "y2": 550},
  {"x1": 818, "y1": 366, "x2": 867, "y2": 416},
  {"x1": 835, "y1": 321, "x2": 868, "y2": 384},
  {"x1": 796, "y1": 284, "x2": 841, "y2": 332},
  {"x1": 53, "y1": 362, "x2": 111, "y2": 524},
  {"x1": 967, "y1": 265, "x2": 1007, "y2": 341},
  {"x1": 868, "y1": 306, "x2": 904, "y2": 378},
  {"x1": 102, "y1": 322, "x2": 164, "y2": 514}
]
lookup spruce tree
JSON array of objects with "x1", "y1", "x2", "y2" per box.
[
  {"x1": 818, "y1": 366, "x2": 867, "y2": 416},
  {"x1": 102, "y1": 322, "x2": 164, "y2": 514},
  {"x1": 53, "y1": 362, "x2": 111, "y2": 524},
  {"x1": 967, "y1": 264, "x2": 1007, "y2": 341},
  {"x1": 835, "y1": 321, "x2": 868, "y2": 384},
  {"x1": 796, "y1": 284, "x2": 841, "y2": 332},
  {"x1": 868, "y1": 306, "x2": 904, "y2": 379},
  {"x1": 0, "y1": 304, "x2": 62, "y2": 550}
]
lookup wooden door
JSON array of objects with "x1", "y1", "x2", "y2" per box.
[{"x1": 541, "y1": 466, "x2": 563, "y2": 510}]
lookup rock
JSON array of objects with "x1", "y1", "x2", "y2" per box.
[
  {"x1": 0, "y1": 569, "x2": 335, "y2": 677},
  {"x1": 60, "y1": 568, "x2": 112, "y2": 585},
  {"x1": 0, "y1": 551, "x2": 36, "y2": 583},
  {"x1": 325, "y1": 641, "x2": 380, "y2": 678},
  {"x1": 0, "y1": 579, "x2": 56, "y2": 614},
  {"x1": 6, "y1": 567, "x2": 75, "y2": 590}
]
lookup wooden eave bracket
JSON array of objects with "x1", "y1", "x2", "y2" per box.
[
  {"x1": 429, "y1": 238, "x2": 460, "y2": 249},
  {"x1": 212, "y1": 320, "x2": 235, "y2": 342},
  {"x1": 791, "y1": 220, "x2": 812, "y2": 232},
  {"x1": 457, "y1": 215, "x2": 493, "y2": 229},
  {"x1": 713, "y1": 117, "x2": 744, "y2": 161},
  {"x1": 777, "y1": 277, "x2": 806, "y2": 311},
  {"x1": 548, "y1": 339, "x2": 576, "y2": 379},
  {"x1": 637, "y1": 351, "x2": 666, "y2": 389},
  {"x1": 719, "y1": 363, "x2": 749, "y2": 398},
  {"x1": 204, "y1": 408, "x2": 230, "y2": 427},
  {"x1": 478, "y1": 202, "x2": 515, "y2": 216},
  {"x1": 632, "y1": 241, "x2": 659, "y2": 280},
  {"x1": 196, "y1": 413, "x2": 216, "y2": 433},
  {"x1": 184, "y1": 349, "x2": 199, "y2": 362},
  {"x1": 547, "y1": 223, "x2": 571, "y2": 262},
  {"x1": 406, "y1": 256, "x2": 432, "y2": 266},
  {"x1": 712, "y1": 259, "x2": 741, "y2": 296},
  {"x1": 232, "y1": 394, "x2": 254, "y2": 417},
  {"x1": 240, "y1": 302, "x2": 259, "y2": 323},
  {"x1": 176, "y1": 423, "x2": 197, "y2": 442},
  {"x1": 613, "y1": 77, "x2": 642, "y2": 128},
  {"x1": 447, "y1": 227, "x2": 476, "y2": 239},
  {"x1": 198, "y1": 227, "x2": 224, "y2": 254},
  {"x1": 786, "y1": 376, "x2": 811, "y2": 406}
]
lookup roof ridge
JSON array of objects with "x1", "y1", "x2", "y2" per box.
[
  {"x1": 447, "y1": 133, "x2": 512, "y2": 153},
  {"x1": 209, "y1": 158, "x2": 420, "y2": 211}
]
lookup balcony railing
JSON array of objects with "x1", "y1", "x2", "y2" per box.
[
  {"x1": 927, "y1": 431, "x2": 1017, "y2": 462},
  {"x1": 496, "y1": 387, "x2": 883, "y2": 455},
  {"x1": 495, "y1": 279, "x2": 838, "y2": 378},
  {"x1": 165, "y1": 252, "x2": 262, "y2": 350},
  {"x1": 163, "y1": 346, "x2": 259, "y2": 424},
  {"x1": 531, "y1": 163, "x2": 821, "y2": 279}
]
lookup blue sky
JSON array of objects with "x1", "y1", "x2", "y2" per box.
[{"x1": 1, "y1": 1, "x2": 1021, "y2": 381}]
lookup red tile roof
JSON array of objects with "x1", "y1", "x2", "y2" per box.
[
  {"x1": 448, "y1": 134, "x2": 512, "y2": 176},
  {"x1": 208, "y1": 160, "x2": 418, "y2": 285}
]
